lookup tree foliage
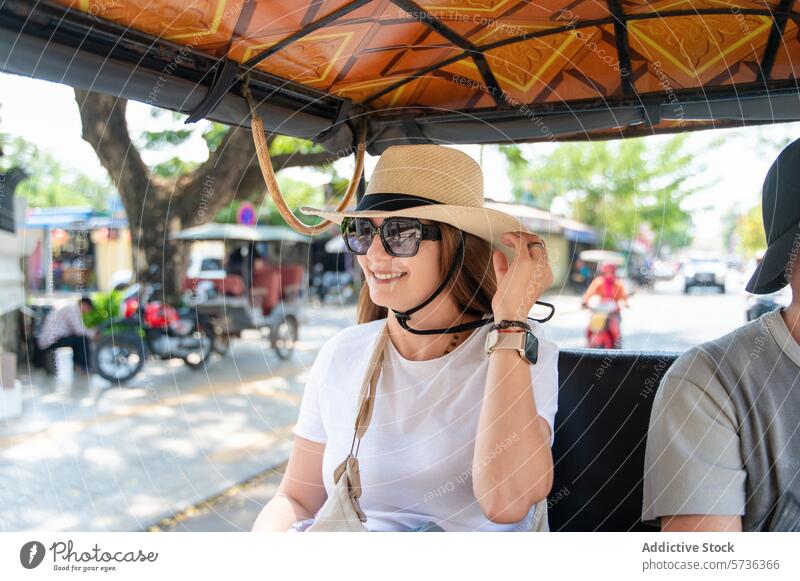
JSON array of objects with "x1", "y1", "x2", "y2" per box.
[
  {"x1": 0, "y1": 134, "x2": 113, "y2": 210},
  {"x1": 500, "y1": 135, "x2": 705, "y2": 252},
  {"x1": 736, "y1": 204, "x2": 766, "y2": 257}
]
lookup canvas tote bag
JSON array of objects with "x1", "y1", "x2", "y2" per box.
[{"x1": 305, "y1": 319, "x2": 549, "y2": 532}]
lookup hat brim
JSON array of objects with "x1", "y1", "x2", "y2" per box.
[
  {"x1": 745, "y1": 223, "x2": 800, "y2": 294},
  {"x1": 300, "y1": 204, "x2": 533, "y2": 263}
]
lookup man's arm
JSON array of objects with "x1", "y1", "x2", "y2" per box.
[
  {"x1": 68, "y1": 304, "x2": 92, "y2": 337},
  {"x1": 641, "y1": 351, "x2": 746, "y2": 530},
  {"x1": 661, "y1": 515, "x2": 742, "y2": 532}
]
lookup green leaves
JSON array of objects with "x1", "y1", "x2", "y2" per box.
[
  {"x1": 736, "y1": 204, "x2": 766, "y2": 257},
  {"x1": 501, "y1": 136, "x2": 705, "y2": 252},
  {"x1": 83, "y1": 290, "x2": 122, "y2": 328},
  {"x1": 151, "y1": 156, "x2": 200, "y2": 177},
  {"x1": 139, "y1": 129, "x2": 193, "y2": 149},
  {"x1": 201, "y1": 122, "x2": 228, "y2": 152},
  {"x1": 1, "y1": 135, "x2": 113, "y2": 210}
]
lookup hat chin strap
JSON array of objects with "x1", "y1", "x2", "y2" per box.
[
  {"x1": 390, "y1": 237, "x2": 494, "y2": 335},
  {"x1": 389, "y1": 235, "x2": 558, "y2": 335}
]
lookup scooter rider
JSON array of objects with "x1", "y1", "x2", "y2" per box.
[{"x1": 581, "y1": 263, "x2": 630, "y2": 348}]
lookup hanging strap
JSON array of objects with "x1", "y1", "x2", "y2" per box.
[{"x1": 242, "y1": 74, "x2": 367, "y2": 236}]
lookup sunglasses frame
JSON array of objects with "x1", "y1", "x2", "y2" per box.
[{"x1": 341, "y1": 216, "x2": 442, "y2": 257}]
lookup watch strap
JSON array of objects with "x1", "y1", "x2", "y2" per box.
[{"x1": 490, "y1": 319, "x2": 532, "y2": 332}]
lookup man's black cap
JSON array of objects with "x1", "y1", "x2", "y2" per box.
[{"x1": 746, "y1": 138, "x2": 800, "y2": 294}]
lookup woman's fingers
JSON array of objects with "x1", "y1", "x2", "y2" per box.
[{"x1": 503, "y1": 232, "x2": 547, "y2": 264}]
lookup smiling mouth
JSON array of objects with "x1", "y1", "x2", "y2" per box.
[{"x1": 371, "y1": 272, "x2": 407, "y2": 281}]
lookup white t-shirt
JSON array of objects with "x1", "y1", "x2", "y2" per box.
[{"x1": 293, "y1": 317, "x2": 559, "y2": 532}]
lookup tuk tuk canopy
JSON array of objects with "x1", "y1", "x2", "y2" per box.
[{"x1": 3, "y1": 0, "x2": 800, "y2": 155}]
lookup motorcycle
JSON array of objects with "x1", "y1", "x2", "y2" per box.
[
  {"x1": 93, "y1": 283, "x2": 215, "y2": 383},
  {"x1": 745, "y1": 288, "x2": 790, "y2": 322},
  {"x1": 585, "y1": 299, "x2": 621, "y2": 349}
]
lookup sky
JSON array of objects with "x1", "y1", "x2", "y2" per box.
[{"x1": 2, "y1": 72, "x2": 799, "y2": 252}]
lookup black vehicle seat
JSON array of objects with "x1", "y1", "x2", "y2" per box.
[{"x1": 548, "y1": 349, "x2": 680, "y2": 531}]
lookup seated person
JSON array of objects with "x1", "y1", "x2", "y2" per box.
[
  {"x1": 37, "y1": 296, "x2": 97, "y2": 373},
  {"x1": 642, "y1": 139, "x2": 800, "y2": 532}
]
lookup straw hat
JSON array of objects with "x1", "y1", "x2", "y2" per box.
[{"x1": 300, "y1": 144, "x2": 532, "y2": 263}]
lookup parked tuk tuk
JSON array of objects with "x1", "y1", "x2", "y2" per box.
[
  {"x1": 5, "y1": 0, "x2": 800, "y2": 532},
  {"x1": 172, "y1": 223, "x2": 311, "y2": 360}
]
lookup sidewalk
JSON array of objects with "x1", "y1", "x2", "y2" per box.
[{"x1": 0, "y1": 303, "x2": 356, "y2": 532}]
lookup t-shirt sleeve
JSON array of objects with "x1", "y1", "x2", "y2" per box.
[
  {"x1": 531, "y1": 324, "x2": 559, "y2": 446},
  {"x1": 292, "y1": 340, "x2": 332, "y2": 444},
  {"x1": 641, "y1": 350, "x2": 746, "y2": 524}
]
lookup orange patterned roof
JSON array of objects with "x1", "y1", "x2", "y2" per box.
[
  {"x1": 28, "y1": 0, "x2": 800, "y2": 145},
  {"x1": 50, "y1": 0, "x2": 799, "y2": 108}
]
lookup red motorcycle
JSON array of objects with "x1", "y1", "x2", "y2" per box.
[
  {"x1": 93, "y1": 283, "x2": 215, "y2": 383},
  {"x1": 584, "y1": 299, "x2": 621, "y2": 349}
]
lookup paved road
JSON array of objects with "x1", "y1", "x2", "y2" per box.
[
  {"x1": 546, "y1": 271, "x2": 751, "y2": 351},
  {"x1": 3, "y1": 274, "x2": 751, "y2": 532},
  {"x1": 0, "y1": 303, "x2": 356, "y2": 532}
]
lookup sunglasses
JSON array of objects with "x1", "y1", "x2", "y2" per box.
[{"x1": 341, "y1": 217, "x2": 442, "y2": 257}]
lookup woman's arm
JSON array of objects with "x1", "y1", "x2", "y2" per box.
[
  {"x1": 476, "y1": 232, "x2": 554, "y2": 524},
  {"x1": 251, "y1": 435, "x2": 327, "y2": 531},
  {"x1": 472, "y1": 346, "x2": 553, "y2": 524}
]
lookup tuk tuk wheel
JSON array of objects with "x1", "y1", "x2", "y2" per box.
[
  {"x1": 182, "y1": 323, "x2": 215, "y2": 370},
  {"x1": 271, "y1": 316, "x2": 298, "y2": 360}
]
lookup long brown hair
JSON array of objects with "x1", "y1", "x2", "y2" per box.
[{"x1": 356, "y1": 222, "x2": 497, "y2": 324}]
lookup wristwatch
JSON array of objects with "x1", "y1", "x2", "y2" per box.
[{"x1": 485, "y1": 328, "x2": 539, "y2": 364}]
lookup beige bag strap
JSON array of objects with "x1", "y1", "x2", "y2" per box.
[
  {"x1": 348, "y1": 320, "x2": 390, "y2": 456},
  {"x1": 318, "y1": 320, "x2": 388, "y2": 525}
]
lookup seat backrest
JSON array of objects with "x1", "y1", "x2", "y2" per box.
[
  {"x1": 548, "y1": 349, "x2": 680, "y2": 531},
  {"x1": 279, "y1": 264, "x2": 305, "y2": 301},
  {"x1": 251, "y1": 267, "x2": 281, "y2": 314}
]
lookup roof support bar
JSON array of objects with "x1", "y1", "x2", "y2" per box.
[
  {"x1": 390, "y1": 0, "x2": 511, "y2": 106},
  {"x1": 607, "y1": 0, "x2": 635, "y2": 96},
  {"x1": 758, "y1": 0, "x2": 798, "y2": 83},
  {"x1": 185, "y1": 0, "x2": 372, "y2": 123}
]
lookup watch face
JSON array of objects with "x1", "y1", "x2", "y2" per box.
[{"x1": 524, "y1": 332, "x2": 539, "y2": 365}]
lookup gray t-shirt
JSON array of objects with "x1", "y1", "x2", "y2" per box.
[{"x1": 642, "y1": 308, "x2": 800, "y2": 530}]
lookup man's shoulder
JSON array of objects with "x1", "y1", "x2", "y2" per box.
[
  {"x1": 693, "y1": 315, "x2": 770, "y2": 362},
  {"x1": 664, "y1": 315, "x2": 771, "y2": 390}
]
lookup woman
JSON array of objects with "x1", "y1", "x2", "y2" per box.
[
  {"x1": 252, "y1": 145, "x2": 559, "y2": 532},
  {"x1": 581, "y1": 262, "x2": 630, "y2": 348}
]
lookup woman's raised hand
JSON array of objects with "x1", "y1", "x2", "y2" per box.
[{"x1": 491, "y1": 232, "x2": 553, "y2": 321}]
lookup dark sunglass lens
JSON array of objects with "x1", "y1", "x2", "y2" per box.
[
  {"x1": 383, "y1": 220, "x2": 421, "y2": 256},
  {"x1": 344, "y1": 218, "x2": 374, "y2": 254}
]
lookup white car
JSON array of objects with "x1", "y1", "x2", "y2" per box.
[
  {"x1": 683, "y1": 256, "x2": 727, "y2": 293},
  {"x1": 186, "y1": 256, "x2": 225, "y2": 280}
]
